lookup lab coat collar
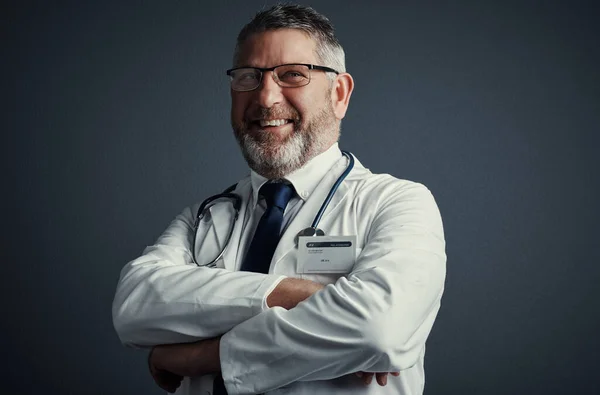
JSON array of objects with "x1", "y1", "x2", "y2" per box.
[{"x1": 249, "y1": 143, "x2": 343, "y2": 208}]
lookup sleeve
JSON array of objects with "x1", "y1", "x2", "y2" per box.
[
  {"x1": 219, "y1": 181, "x2": 446, "y2": 394},
  {"x1": 112, "y1": 204, "x2": 286, "y2": 348}
]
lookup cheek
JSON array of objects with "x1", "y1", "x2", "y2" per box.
[
  {"x1": 285, "y1": 93, "x2": 313, "y2": 117},
  {"x1": 231, "y1": 94, "x2": 249, "y2": 120}
]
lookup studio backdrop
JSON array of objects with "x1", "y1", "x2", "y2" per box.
[{"x1": 4, "y1": 1, "x2": 599, "y2": 394}]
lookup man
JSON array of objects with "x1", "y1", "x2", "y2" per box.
[{"x1": 112, "y1": 4, "x2": 446, "y2": 395}]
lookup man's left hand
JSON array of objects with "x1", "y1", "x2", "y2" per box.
[{"x1": 148, "y1": 337, "x2": 221, "y2": 393}]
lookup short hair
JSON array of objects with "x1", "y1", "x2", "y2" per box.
[{"x1": 233, "y1": 3, "x2": 346, "y2": 76}]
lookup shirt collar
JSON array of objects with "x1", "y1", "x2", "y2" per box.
[{"x1": 250, "y1": 142, "x2": 343, "y2": 207}]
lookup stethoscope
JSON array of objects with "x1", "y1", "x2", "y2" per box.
[{"x1": 192, "y1": 151, "x2": 355, "y2": 267}]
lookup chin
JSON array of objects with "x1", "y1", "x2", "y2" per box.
[{"x1": 237, "y1": 131, "x2": 311, "y2": 178}]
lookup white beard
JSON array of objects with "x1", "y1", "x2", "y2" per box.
[
  {"x1": 237, "y1": 129, "x2": 308, "y2": 178},
  {"x1": 233, "y1": 100, "x2": 338, "y2": 179}
]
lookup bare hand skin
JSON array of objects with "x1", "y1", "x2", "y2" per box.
[
  {"x1": 266, "y1": 277, "x2": 325, "y2": 309},
  {"x1": 148, "y1": 337, "x2": 221, "y2": 393},
  {"x1": 355, "y1": 371, "x2": 400, "y2": 386},
  {"x1": 148, "y1": 348, "x2": 183, "y2": 394}
]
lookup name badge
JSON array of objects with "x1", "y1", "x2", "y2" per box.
[{"x1": 298, "y1": 235, "x2": 357, "y2": 274}]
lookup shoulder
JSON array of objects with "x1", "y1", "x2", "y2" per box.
[
  {"x1": 344, "y1": 156, "x2": 444, "y2": 238},
  {"x1": 345, "y1": 156, "x2": 437, "y2": 203}
]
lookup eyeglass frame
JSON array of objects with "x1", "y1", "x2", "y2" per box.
[{"x1": 225, "y1": 63, "x2": 340, "y2": 92}]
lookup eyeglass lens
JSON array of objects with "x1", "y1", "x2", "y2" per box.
[{"x1": 230, "y1": 64, "x2": 311, "y2": 91}]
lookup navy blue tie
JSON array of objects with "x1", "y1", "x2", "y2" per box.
[
  {"x1": 241, "y1": 182, "x2": 295, "y2": 273},
  {"x1": 213, "y1": 182, "x2": 294, "y2": 395}
]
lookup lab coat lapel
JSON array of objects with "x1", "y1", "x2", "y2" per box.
[{"x1": 271, "y1": 157, "x2": 353, "y2": 269}]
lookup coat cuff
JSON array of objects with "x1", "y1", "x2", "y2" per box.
[{"x1": 260, "y1": 275, "x2": 287, "y2": 311}]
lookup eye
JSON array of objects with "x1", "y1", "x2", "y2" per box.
[
  {"x1": 278, "y1": 69, "x2": 309, "y2": 83},
  {"x1": 238, "y1": 72, "x2": 258, "y2": 81},
  {"x1": 284, "y1": 71, "x2": 302, "y2": 78}
]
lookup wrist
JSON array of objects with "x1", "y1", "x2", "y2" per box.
[
  {"x1": 212, "y1": 337, "x2": 222, "y2": 373},
  {"x1": 190, "y1": 337, "x2": 222, "y2": 376},
  {"x1": 266, "y1": 278, "x2": 324, "y2": 309}
]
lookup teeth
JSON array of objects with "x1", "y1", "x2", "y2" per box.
[{"x1": 259, "y1": 119, "x2": 288, "y2": 127}]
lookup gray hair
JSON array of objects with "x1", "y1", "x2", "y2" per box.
[{"x1": 233, "y1": 3, "x2": 346, "y2": 77}]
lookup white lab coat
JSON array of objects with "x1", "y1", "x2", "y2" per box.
[{"x1": 112, "y1": 154, "x2": 446, "y2": 395}]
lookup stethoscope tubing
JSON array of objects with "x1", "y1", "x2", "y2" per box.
[
  {"x1": 192, "y1": 151, "x2": 354, "y2": 266},
  {"x1": 310, "y1": 150, "x2": 354, "y2": 228},
  {"x1": 193, "y1": 192, "x2": 241, "y2": 267}
]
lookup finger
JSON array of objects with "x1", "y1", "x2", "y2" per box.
[
  {"x1": 376, "y1": 372, "x2": 388, "y2": 386},
  {"x1": 151, "y1": 371, "x2": 174, "y2": 392},
  {"x1": 355, "y1": 371, "x2": 363, "y2": 378},
  {"x1": 364, "y1": 372, "x2": 374, "y2": 385},
  {"x1": 157, "y1": 376, "x2": 180, "y2": 394},
  {"x1": 152, "y1": 369, "x2": 183, "y2": 393},
  {"x1": 151, "y1": 373, "x2": 173, "y2": 393},
  {"x1": 162, "y1": 370, "x2": 184, "y2": 382},
  {"x1": 151, "y1": 368, "x2": 177, "y2": 393},
  {"x1": 391, "y1": 371, "x2": 400, "y2": 376},
  {"x1": 162, "y1": 370, "x2": 183, "y2": 391}
]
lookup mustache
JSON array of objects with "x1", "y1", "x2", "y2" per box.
[{"x1": 246, "y1": 107, "x2": 301, "y2": 122}]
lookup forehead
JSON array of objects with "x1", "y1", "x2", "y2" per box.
[{"x1": 236, "y1": 29, "x2": 318, "y2": 67}]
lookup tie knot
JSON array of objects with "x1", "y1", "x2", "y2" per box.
[{"x1": 260, "y1": 182, "x2": 294, "y2": 210}]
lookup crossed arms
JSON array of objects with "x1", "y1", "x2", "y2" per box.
[{"x1": 112, "y1": 182, "x2": 446, "y2": 394}]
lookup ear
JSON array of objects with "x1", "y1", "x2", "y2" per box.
[{"x1": 330, "y1": 72, "x2": 354, "y2": 120}]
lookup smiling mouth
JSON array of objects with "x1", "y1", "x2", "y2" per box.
[{"x1": 253, "y1": 119, "x2": 294, "y2": 128}]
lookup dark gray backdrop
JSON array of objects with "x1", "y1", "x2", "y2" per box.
[{"x1": 4, "y1": 1, "x2": 599, "y2": 394}]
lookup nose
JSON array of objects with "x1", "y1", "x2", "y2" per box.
[{"x1": 255, "y1": 71, "x2": 284, "y2": 108}]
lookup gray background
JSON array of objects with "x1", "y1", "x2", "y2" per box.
[{"x1": 4, "y1": 0, "x2": 599, "y2": 394}]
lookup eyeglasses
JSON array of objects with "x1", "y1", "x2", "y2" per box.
[{"x1": 226, "y1": 63, "x2": 339, "y2": 92}]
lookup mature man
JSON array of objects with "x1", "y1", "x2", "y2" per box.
[{"x1": 112, "y1": 4, "x2": 446, "y2": 395}]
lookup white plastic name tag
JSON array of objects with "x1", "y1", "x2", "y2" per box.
[{"x1": 298, "y1": 235, "x2": 357, "y2": 274}]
